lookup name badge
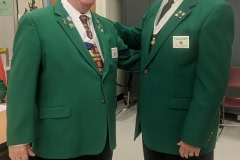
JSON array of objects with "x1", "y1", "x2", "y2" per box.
[
  {"x1": 173, "y1": 36, "x2": 189, "y2": 48},
  {"x1": 111, "y1": 48, "x2": 118, "y2": 59}
]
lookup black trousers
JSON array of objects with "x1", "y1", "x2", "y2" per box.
[
  {"x1": 143, "y1": 143, "x2": 214, "y2": 160},
  {"x1": 0, "y1": 143, "x2": 10, "y2": 160},
  {"x1": 34, "y1": 137, "x2": 112, "y2": 160}
]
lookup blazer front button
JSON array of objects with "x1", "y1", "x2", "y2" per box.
[
  {"x1": 144, "y1": 69, "x2": 148, "y2": 74},
  {"x1": 101, "y1": 99, "x2": 106, "y2": 104}
]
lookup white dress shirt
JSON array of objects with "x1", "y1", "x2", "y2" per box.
[
  {"x1": 153, "y1": 0, "x2": 184, "y2": 36},
  {"x1": 62, "y1": 0, "x2": 104, "y2": 61}
]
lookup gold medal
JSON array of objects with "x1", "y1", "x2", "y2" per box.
[{"x1": 151, "y1": 37, "x2": 156, "y2": 46}]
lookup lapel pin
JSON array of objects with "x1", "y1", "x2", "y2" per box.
[
  {"x1": 69, "y1": 23, "x2": 75, "y2": 29},
  {"x1": 182, "y1": 13, "x2": 186, "y2": 16},
  {"x1": 178, "y1": 10, "x2": 183, "y2": 14},
  {"x1": 67, "y1": 16, "x2": 72, "y2": 22},
  {"x1": 62, "y1": 19, "x2": 67, "y2": 24},
  {"x1": 96, "y1": 19, "x2": 103, "y2": 32},
  {"x1": 175, "y1": 13, "x2": 179, "y2": 17}
]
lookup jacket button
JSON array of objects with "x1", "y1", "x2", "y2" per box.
[
  {"x1": 144, "y1": 69, "x2": 148, "y2": 74},
  {"x1": 211, "y1": 132, "x2": 213, "y2": 135},
  {"x1": 101, "y1": 99, "x2": 106, "y2": 104}
]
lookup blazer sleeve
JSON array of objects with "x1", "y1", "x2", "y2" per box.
[
  {"x1": 181, "y1": 2, "x2": 235, "y2": 148},
  {"x1": 115, "y1": 27, "x2": 141, "y2": 72},
  {"x1": 0, "y1": 79, "x2": 7, "y2": 100},
  {"x1": 7, "y1": 13, "x2": 41, "y2": 146},
  {"x1": 113, "y1": 21, "x2": 143, "y2": 51}
]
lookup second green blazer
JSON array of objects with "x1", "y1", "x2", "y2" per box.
[{"x1": 114, "y1": 0, "x2": 234, "y2": 155}]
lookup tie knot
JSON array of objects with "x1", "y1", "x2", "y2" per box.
[
  {"x1": 168, "y1": 0, "x2": 175, "y2": 4},
  {"x1": 80, "y1": 15, "x2": 88, "y2": 24}
]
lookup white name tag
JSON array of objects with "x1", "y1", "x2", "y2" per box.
[
  {"x1": 173, "y1": 36, "x2": 189, "y2": 48},
  {"x1": 111, "y1": 48, "x2": 118, "y2": 59}
]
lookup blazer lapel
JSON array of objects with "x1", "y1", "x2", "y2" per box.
[
  {"x1": 54, "y1": 0, "x2": 101, "y2": 76},
  {"x1": 141, "y1": 0, "x2": 162, "y2": 65},
  {"x1": 144, "y1": 0, "x2": 198, "y2": 69},
  {"x1": 92, "y1": 13, "x2": 110, "y2": 81}
]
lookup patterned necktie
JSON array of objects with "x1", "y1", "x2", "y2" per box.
[
  {"x1": 80, "y1": 15, "x2": 104, "y2": 74},
  {"x1": 158, "y1": 0, "x2": 175, "y2": 24}
]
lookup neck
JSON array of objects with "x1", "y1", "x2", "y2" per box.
[{"x1": 67, "y1": 0, "x2": 91, "y2": 14}]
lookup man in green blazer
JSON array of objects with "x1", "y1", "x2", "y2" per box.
[
  {"x1": 7, "y1": 0, "x2": 139, "y2": 160},
  {"x1": 114, "y1": 0, "x2": 234, "y2": 159}
]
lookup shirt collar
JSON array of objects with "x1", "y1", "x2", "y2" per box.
[{"x1": 62, "y1": 0, "x2": 92, "y2": 21}]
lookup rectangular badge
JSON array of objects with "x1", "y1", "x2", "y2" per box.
[
  {"x1": 173, "y1": 36, "x2": 190, "y2": 49},
  {"x1": 111, "y1": 48, "x2": 118, "y2": 59}
]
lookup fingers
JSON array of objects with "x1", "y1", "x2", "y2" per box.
[
  {"x1": 188, "y1": 152, "x2": 194, "y2": 158},
  {"x1": 179, "y1": 145, "x2": 185, "y2": 158},
  {"x1": 27, "y1": 147, "x2": 36, "y2": 157},
  {"x1": 183, "y1": 150, "x2": 189, "y2": 159},
  {"x1": 9, "y1": 145, "x2": 33, "y2": 160},
  {"x1": 194, "y1": 149, "x2": 200, "y2": 157},
  {"x1": 178, "y1": 141, "x2": 201, "y2": 159}
]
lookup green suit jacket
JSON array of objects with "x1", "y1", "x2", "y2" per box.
[
  {"x1": 114, "y1": 0, "x2": 234, "y2": 155},
  {"x1": 7, "y1": 0, "x2": 139, "y2": 159}
]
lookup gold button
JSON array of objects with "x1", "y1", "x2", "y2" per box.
[
  {"x1": 144, "y1": 69, "x2": 148, "y2": 74},
  {"x1": 101, "y1": 99, "x2": 106, "y2": 104}
]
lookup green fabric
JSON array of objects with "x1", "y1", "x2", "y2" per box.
[
  {"x1": 114, "y1": 0, "x2": 234, "y2": 155},
  {"x1": 0, "y1": 79, "x2": 7, "y2": 100},
  {"x1": 7, "y1": 0, "x2": 139, "y2": 159}
]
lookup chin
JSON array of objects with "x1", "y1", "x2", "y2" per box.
[{"x1": 80, "y1": 0, "x2": 96, "y2": 6}]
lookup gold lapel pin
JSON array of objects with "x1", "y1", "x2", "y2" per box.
[
  {"x1": 69, "y1": 23, "x2": 75, "y2": 29},
  {"x1": 96, "y1": 19, "x2": 103, "y2": 32}
]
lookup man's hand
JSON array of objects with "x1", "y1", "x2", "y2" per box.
[
  {"x1": 9, "y1": 144, "x2": 35, "y2": 160},
  {"x1": 177, "y1": 141, "x2": 201, "y2": 159}
]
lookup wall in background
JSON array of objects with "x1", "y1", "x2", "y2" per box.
[
  {"x1": 225, "y1": 0, "x2": 240, "y2": 97},
  {"x1": 0, "y1": 0, "x2": 18, "y2": 60},
  {"x1": 96, "y1": 0, "x2": 107, "y2": 17},
  {"x1": 96, "y1": 0, "x2": 125, "y2": 96}
]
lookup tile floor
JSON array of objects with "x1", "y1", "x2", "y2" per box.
[{"x1": 113, "y1": 102, "x2": 240, "y2": 160}]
